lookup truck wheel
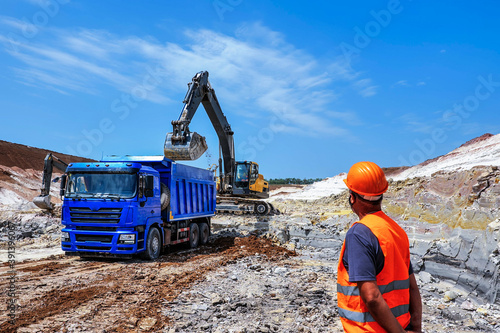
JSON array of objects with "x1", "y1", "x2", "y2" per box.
[
  {"x1": 189, "y1": 222, "x2": 199, "y2": 248},
  {"x1": 160, "y1": 183, "x2": 170, "y2": 211},
  {"x1": 141, "y1": 227, "x2": 161, "y2": 260},
  {"x1": 255, "y1": 202, "x2": 269, "y2": 215},
  {"x1": 199, "y1": 222, "x2": 209, "y2": 245}
]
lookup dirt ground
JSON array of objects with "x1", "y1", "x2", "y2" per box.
[
  {"x1": 0, "y1": 236, "x2": 295, "y2": 333},
  {"x1": 268, "y1": 184, "x2": 304, "y2": 191}
]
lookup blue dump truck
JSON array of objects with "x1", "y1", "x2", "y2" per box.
[{"x1": 51, "y1": 156, "x2": 216, "y2": 259}]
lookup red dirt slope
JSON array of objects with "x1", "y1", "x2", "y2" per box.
[{"x1": 0, "y1": 140, "x2": 93, "y2": 171}]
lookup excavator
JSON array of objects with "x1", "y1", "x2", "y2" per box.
[
  {"x1": 164, "y1": 71, "x2": 277, "y2": 215},
  {"x1": 33, "y1": 153, "x2": 68, "y2": 210}
]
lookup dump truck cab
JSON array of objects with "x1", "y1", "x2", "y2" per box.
[{"x1": 61, "y1": 161, "x2": 162, "y2": 256}]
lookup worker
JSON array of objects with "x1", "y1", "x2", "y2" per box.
[{"x1": 337, "y1": 161, "x2": 422, "y2": 332}]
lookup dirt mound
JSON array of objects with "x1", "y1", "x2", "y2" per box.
[
  {"x1": 459, "y1": 133, "x2": 494, "y2": 148},
  {"x1": 419, "y1": 133, "x2": 495, "y2": 167},
  {"x1": 382, "y1": 166, "x2": 410, "y2": 177},
  {"x1": 269, "y1": 184, "x2": 303, "y2": 191},
  {"x1": 0, "y1": 140, "x2": 93, "y2": 172}
]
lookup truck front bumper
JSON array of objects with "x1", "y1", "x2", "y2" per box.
[{"x1": 61, "y1": 228, "x2": 143, "y2": 256}]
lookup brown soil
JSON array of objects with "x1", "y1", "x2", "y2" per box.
[
  {"x1": 0, "y1": 236, "x2": 295, "y2": 332},
  {"x1": 0, "y1": 170, "x2": 16, "y2": 183},
  {"x1": 382, "y1": 166, "x2": 410, "y2": 177},
  {"x1": 0, "y1": 140, "x2": 93, "y2": 172},
  {"x1": 273, "y1": 191, "x2": 293, "y2": 196},
  {"x1": 269, "y1": 184, "x2": 304, "y2": 191},
  {"x1": 8, "y1": 285, "x2": 107, "y2": 331},
  {"x1": 459, "y1": 133, "x2": 493, "y2": 148},
  {"x1": 418, "y1": 133, "x2": 494, "y2": 168},
  {"x1": 18, "y1": 262, "x2": 72, "y2": 274}
]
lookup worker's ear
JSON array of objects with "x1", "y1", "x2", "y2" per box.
[{"x1": 349, "y1": 192, "x2": 356, "y2": 206}]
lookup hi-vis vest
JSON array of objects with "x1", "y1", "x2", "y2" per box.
[{"x1": 337, "y1": 211, "x2": 411, "y2": 332}]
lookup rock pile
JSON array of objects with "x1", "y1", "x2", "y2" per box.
[
  {"x1": 0, "y1": 210, "x2": 63, "y2": 261},
  {"x1": 165, "y1": 249, "x2": 342, "y2": 333},
  {"x1": 205, "y1": 224, "x2": 500, "y2": 332},
  {"x1": 385, "y1": 166, "x2": 500, "y2": 305}
]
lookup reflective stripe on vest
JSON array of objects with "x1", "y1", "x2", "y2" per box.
[
  {"x1": 337, "y1": 278, "x2": 410, "y2": 297},
  {"x1": 338, "y1": 304, "x2": 410, "y2": 323},
  {"x1": 337, "y1": 211, "x2": 411, "y2": 332}
]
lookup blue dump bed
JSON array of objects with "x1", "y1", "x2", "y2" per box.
[
  {"x1": 129, "y1": 156, "x2": 216, "y2": 221},
  {"x1": 169, "y1": 162, "x2": 216, "y2": 220}
]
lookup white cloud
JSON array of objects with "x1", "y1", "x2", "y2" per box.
[
  {"x1": 354, "y1": 79, "x2": 378, "y2": 97},
  {"x1": 394, "y1": 80, "x2": 409, "y2": 87},
  {"x1": 0, "y1": 20, "x2": 371, "y2": 137},
  {"x1": 0, "y1": 16, "x2": 29, "y2": 31},
  {"x1": 324, "y1": 110, "x2": 360, "y2": 126},
  {"x1": 399, "y1": 113, "x2": 435, "y2": 134},
  {"x1": 19, "y1": 0, "x2": 49, "y2": 5},
  {"x1": 393, "y1": 80, "x2": 426, "y2": 88}
]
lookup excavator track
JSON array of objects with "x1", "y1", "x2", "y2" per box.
[{"x1": 216, "y1": 196, "x2": 279, "y2": 216}]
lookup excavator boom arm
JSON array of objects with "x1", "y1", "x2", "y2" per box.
[
  {"x1": 201, "y1": 89, "x2": 235, "y2": 187},
  {"x1": 170, "y1": 72, "x2": 209, "y2": 142},
  {"x1": 34, "y1": 153, "x2": 68, "y2": 210},
  {"x1": 165, "y1": 71, "x2": 235, "y2": 190},
  {"x1": 40, "y1": 154, "x2": 68, "y2": 195}
]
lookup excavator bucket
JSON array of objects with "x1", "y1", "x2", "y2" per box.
[
  {"x1": 164, "y1": 132, "x2": 208, "y2": 161},
  {"x1": 33, "y1": 195, "x2": 53, "y2": 210}
]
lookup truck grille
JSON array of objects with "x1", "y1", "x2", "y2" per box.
[
  {"x1": 75, "y1": 235, "x2": 113, "y2": 243},
  {"x1": 69, "y1": 207, "x2": 123, "y2": 224},
  {"x1": 77, "y1": 246, "x2": 112, "y2": 251},
  {"x1": 75, "y1": 226, "x2": 117, "y2": 231}
]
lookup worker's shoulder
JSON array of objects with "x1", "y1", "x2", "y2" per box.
[{"x1": 346, "y1": 222, "x2": 376, "y2": 239}]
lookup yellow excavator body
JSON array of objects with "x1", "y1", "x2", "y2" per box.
[{"x1": 248, "y1": 165, "x2": 269, "y2": 194}]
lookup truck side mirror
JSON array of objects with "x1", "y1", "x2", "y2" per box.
[
  {"x1": 145, "y1": 175, "x2": 154, "y2": 197},
  {"x1": 60, "y1": 174, "x2": 67, "y2": 197}
]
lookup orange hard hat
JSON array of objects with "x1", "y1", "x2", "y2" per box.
[{"x1": 343, "y1": 161, "x2": 388, "y2": 196}]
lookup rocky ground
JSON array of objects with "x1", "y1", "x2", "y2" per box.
[
  {"x1": 211, "y1": 216, "x2": 500, "y2": 333},
  {"x1": 1, "y1": 208, "x2": 500, "y2": 332}
]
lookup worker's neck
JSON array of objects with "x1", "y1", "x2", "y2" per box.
[{"x1": 355, "y1": 206, "x2": 382, "y2": 219}]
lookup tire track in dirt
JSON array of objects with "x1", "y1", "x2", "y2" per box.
[
  {"x1": 0, "y1": 285, "x2": 108, "y2": 332},
  {"x1": 0, "y1": 258, "x2": 126, "y2": 332},
  {"x1": 112, "y1": 236, "x2": 296, "y2": 331},
  {"x1": 18, "y1": 262, "x2": 71, "y2": 274},
  {"x1": 0, "y1": 236, "x2": 295, "y2": 332}
]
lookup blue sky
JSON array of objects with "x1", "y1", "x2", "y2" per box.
[{"x1": 1, "y1": 0, "x2": 500, "y2": 178}]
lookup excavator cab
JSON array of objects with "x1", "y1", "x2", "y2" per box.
[
  {"x1": 234, "y1": 162, "x2": 250, "y2": 188},
  {"x1": 233, "y1": 162, "x2": 269, "y2": 199}
]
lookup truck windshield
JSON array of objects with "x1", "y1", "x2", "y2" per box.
[
  {"x1": 235, "y1": 164, "x2": 249, "y2": 188},
  {"x1": 65, "y1": 173, "x2": 137, "y2": 199}
]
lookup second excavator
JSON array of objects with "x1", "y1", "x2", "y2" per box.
[{"x1": 164, "y1": 71, "x2": 277, "y2": 215}]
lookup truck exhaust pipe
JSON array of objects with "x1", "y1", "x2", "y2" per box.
[{"x1": 164, "y1": 131, "x2": 208, "y2": 161}]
